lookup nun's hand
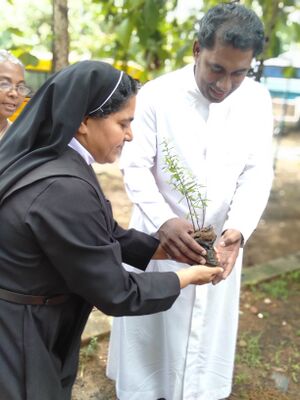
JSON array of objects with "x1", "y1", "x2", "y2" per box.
[{"x1": 176, "y1": 265, "x2": 224, "y2": 288}]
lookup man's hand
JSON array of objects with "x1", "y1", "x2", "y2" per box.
[
  {"x1": 158, "y1": 218, "x2": 207, "y2": 265},
  {"x1": 212, "y1": 229, "x2": 243, "y2": 284}
]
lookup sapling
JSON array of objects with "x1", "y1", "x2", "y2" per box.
[{"x1": 162, "y1": 138, "x2": 219, "y2": 267}]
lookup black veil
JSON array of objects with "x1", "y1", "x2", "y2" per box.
[{"x1": 0, "y1": 60, "x2": 122, "y2": 199}]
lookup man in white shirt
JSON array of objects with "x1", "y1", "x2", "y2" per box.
[{"x1": 107, "y1": 3, "x2": 274, "y2": 400}]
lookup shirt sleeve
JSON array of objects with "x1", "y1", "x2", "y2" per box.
[
  {"x1": 26, "y1": 177, "x2": 180, "y2": 316},
  {"x1": 106, "y1": 198, "x2": 161, "y2": 268},
  {"x1": 120, "y1": 84, "x2": 178, "y2": 235},
  {"x1": 223, "y1": 85, "x2": 274, "y2": 242}
]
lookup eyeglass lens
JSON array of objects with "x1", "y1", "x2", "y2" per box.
[{"x1": 0, "y1": 81, "x2": 31, "y2": 96}]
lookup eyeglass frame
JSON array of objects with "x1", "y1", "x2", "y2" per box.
[{"x1": 0, "y1": 80, "x2": 31, "y2": 97}]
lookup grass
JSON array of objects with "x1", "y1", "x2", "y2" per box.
[
  {"x1": 249, "y1": 270, "x2": 300, "y2": 301},
  {"x1": 79, "y1": 336, "x2": 99, "y2": 378},
  {"x1": 232, "y1": 269, "x2": 300, "y2": 399},
  {"x1": 236, "y1": 332, "x2": 263, "y2": 368}
]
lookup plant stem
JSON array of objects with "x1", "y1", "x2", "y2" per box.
[{"x1": 162, "y1": 138, "x2": 207, "y2": 231}]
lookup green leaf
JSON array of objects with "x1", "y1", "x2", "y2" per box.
[
  {"x1": 143, "y1": 0, "x2": 160, "y2": 31},
  {"x1": 282, "y1": 66, "x2": 298, "y2": 79},
  {"x1": 127, "y1": 0, "x2": 145, "y2": 11},
  {"x1": 136, "y1": 19, "x2": 150, "y2": 45},
  {"x1": 7, "y1": 27, "x2": 23, "y2": 37},
  {"x1": 115, "y1": 18, "x2": 134, "y2": 49},
  {"x1": 18, "y1": 53, "x2": 39, "y2": 67}
]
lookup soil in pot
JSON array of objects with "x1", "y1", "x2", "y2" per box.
[{"x1": 193, "y1": 225, "x2": 219, "y2": 267}]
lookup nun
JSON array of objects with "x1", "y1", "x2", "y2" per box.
[{"x1": 0, "y1": 60, "x2": 222, "y2": 400}]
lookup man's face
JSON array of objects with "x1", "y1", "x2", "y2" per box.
[{"x1": 193, "y1": 39, "x2": 253, "y2": 103}]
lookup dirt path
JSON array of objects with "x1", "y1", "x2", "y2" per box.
[{"x1": 243, "y1": 132, "x2": 300, "y2": 266}]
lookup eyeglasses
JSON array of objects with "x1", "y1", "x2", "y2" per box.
[{"x1": 0, "y1": 80, "x2": 31, "y2": 97}]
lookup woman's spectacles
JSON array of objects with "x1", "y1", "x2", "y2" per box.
[{"x1": 0, "y1": 80, "x2": 31, "y2": 97}]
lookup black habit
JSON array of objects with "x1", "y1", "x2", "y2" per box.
[{"x1": 0, "y1": 148, "x2": 180, "y2": 399}]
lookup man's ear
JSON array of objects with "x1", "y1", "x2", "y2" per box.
[{"x1": 193, "y1": 40, "x2": 201, "y2": 57}]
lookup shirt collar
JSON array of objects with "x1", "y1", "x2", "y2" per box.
[{"x1": 68, "y1": 137, "x2": 95, "y2": 165}]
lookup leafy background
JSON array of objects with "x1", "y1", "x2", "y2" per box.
[{"x1": 1, "y1": 0, "x2": 300, "y2": 81}]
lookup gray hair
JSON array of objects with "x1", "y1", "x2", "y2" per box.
[{"x1": 0, "y1": 50, "x2": 24, "y2": 70}]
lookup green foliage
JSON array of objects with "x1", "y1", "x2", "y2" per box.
[
  {"x1": 234, "y1": 371, "x2": 250, "y2": 385},
  {"x1": 162, "y1": 138, "x2": 208, "y2": 231},
  {"x1": 1, "y1": 0, "x2": 197, "y2": 81},
  {"x1": 269, "y1": 341, "x2": 300, "y2": 384},
  {"x1": 282, "y1": 66, "x2": 299, "y2": 78},
  {"x1": 288, "y1": 269, "x2": 300, "y2": 282},
  {"x1": 236, "y1": 332, "x2": 263, "y2": 368},
  {"x1": 259, "y1": 279, "x2": 289, "y2": 300},
  {"x1": 18, "y1": 53, "x2": 39, "y2": 67},
  {"x1": 1, "y1": 0, "x2": 52, "y2": 62},
  {"x1": 2, "y1": 0, "x2": 300, "y2": 81},
  {"x1": 84, "y1": 336, "x2": 98, "y2": 356},
  {"x1": 86, "y1": 0, "x2": 197, "y2": 80},
  {"x1": 79, "y1": 336, "x2": 99, "y2": 377},
  {"x1": 254, "y1": 270, "x2": 300, "y2": 300}
]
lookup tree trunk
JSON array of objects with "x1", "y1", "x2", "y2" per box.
[{"x1": 52, "y1": 0, "x2": 69, "y2": 72}]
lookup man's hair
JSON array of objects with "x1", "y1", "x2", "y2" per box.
[
  {"x1": 89, "y1": 73, "x2": 140, "y2": 118},
  {"x1": 197, "y1": 3, "x2": 265, "y2": 57},
  {"x1": 0, "y1": 49, "x2": 24, "y2": 69}
]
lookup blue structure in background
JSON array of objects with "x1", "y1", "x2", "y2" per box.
[
  {"x1": 260, "y1": 51, "x2": 300, "y2": 131},
  {"x1": 262, "y1": 65, "x2": 300, "y2": 100}
]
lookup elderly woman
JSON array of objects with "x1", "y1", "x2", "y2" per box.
[
  {"x1": 0, "y1": 50, "x2": 30, "y2": 140},
  {"x1": 0, "y1": 60, "x2": 222, "y2": 400}
]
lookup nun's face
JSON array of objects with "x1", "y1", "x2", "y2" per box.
[{"x1": 77, "y1": 96, "x2": 136, "y2": 164}]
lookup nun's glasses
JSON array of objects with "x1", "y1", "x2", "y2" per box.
[{"x1": 0, "y1": 80, "x2": 31, "y2": 97}]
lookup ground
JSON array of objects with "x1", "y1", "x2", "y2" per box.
[{"x1": 72, "y1": 132, "x2": 300, "y2": 400}]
